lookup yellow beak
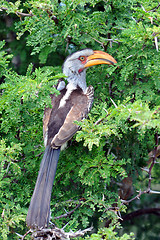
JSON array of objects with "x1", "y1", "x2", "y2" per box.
[{"x1": 84, "y1": 50, "x2": 117, "y2": 68}]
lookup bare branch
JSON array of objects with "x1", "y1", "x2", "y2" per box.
[
  {"x1": 141, "y1": 3, "x2": 160, "y2": 13},
  {"x1": 148, "y1": 3, "x2": 160, "y2": 12},
  {"x1": 22, "y1": 226, "x2": 93, "y2": 240},
  {"x1": 94, "y1": 107, "x2": 110, "y2": 126},
  {"x1": 21, "y1": 229, "x2": 32, "y2": 240},
  {"x1": 0, "y1": 7, "x2": 7, "y2": 11},
  {"x1": 141, "y1": 5, "x2": 147, "y2": 12},
  {"x1": 0, "y1": 7, "x2": 34, "y2": 17},
  {"x1": 54, "y1": 203, "x2": 82, "y2": 220},
  {"x1": 147, "y1": 132, "x2": 159, "y2": 192},
  {"x1": 121, "y1": 208, "x2": 160, "y2": 222},
  {"x1": 121, "y1": 132, "x2": 159, "y2": 204},
  {"x1": 126, "y1": 55, "x2": 133, "y2": 60},
  {"x1": 154, "y1": 36, "x2": 159, "y2": 52},
  {"x1": 0, "y1": 6, "x2": 58, "y2": 24},
  {"x1": 121, "y1": 189, "x2": 147, "y2": 204},
  {"x1": 90, "y1": 37, "x2": 105, "y2": 48},
  {"x1": 16, "y1": 11, "x2": 34, "y2": 17}
]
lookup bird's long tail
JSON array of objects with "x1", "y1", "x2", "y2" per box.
[{"x1": 26, "y1": 146, "x2": 60, "y2": 228}]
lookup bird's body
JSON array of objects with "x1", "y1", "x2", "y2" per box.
[
  {"x1": 26, "y1": 48, "x2": 117, "y2": 228},
  {"x1": 43, "y1": 83, "x2": 94, "y2": 148}
]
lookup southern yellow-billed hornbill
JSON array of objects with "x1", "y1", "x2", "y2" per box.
[{"x1": 26, "y1": 49, "x2": 117, "y2": 228}]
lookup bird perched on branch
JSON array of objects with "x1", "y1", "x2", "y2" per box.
[{"x1": 26, "y1": 48, "x2": 117, "y2": 228}]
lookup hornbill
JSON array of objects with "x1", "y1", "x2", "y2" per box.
[{"x1": 26, "y1": 49, "x2": 117, "y2": 228}]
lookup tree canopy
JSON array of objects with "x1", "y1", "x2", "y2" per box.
[{"x1": 0, "y1": 0, "x2": 160, "y2": 239}]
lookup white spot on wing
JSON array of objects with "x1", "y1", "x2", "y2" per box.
[
  {"x1": 59, "y1": 83, "x2": 76, "y2": 108},
  {"x1": 57, "y1": 81, "x2": 65, "y2": 91},
  {"x1": 44, "y1": 127, "x2": 48, "y2": 147}
]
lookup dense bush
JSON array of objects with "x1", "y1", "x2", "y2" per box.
[{"x1": 0, "y1": 0, "x2": 160, "y2": 239}]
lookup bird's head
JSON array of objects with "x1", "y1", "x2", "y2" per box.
[{"x1": 62, "y1": 48, "x2": 117, "y2": 91}]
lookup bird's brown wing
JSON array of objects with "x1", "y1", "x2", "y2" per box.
[
  {"x1": 46, "y1": 85, "x2": 94, "y2": 148},
  {"x1": 43, "y1": 80, "x2": 67, "y2": 146}
]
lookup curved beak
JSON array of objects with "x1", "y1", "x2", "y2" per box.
[{"x1": 84, "y1": 50, "x2": 117, "y2": 68}]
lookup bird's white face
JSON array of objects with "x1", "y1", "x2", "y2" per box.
[
  {"x1": 62, "y1": 49, "x2": 94, "y2": 91},
  {"x1": 62, "y1": 48, "x2": 117, "y2": 91},
  {"x1": 62, "y1": 49, "x2": 94, "y2": 77}
]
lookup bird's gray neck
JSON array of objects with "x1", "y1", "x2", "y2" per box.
[{"x1": 64, "y1": 70, "x2": 87, "y2": 92}]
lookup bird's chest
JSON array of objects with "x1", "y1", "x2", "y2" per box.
[{"x1": 58, "y1": 84, "x2": 77, "y2": 109}]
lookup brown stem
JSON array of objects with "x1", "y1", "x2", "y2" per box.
[
  {"x1": 121, "y1": 132, "x2": 159, "y2": 204},
  {"x1": 147, "y1": 132, "x2": 158, "y2": 193},
  {"x1": 121, "y1": 208, "x2": 160, "y2": 222},
  {"x1": 54, "y1": 203, "x2": 82, "y2": 220},
  {"x1": 0, "y1": 7, "x2": 34, "y2": 17},
  {"x1": 0, "y1": 7, "x2": 58, "y2": 24}
]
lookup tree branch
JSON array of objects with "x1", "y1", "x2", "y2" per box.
[
  {"x1": 0, "y1": 7, "x2": 58, "y2": 24},
  {"x1": 147, "y1": 132, "x2": 158, "y2": 193},
  {"x1": 121, "y1": 132, "x2": 159, "y2": 204},
  {"x1": 0, "y1": 7, "x2": 34, "y2": 17},
  {"x1": 54, "y1": 203, "x2": 82, "y2": 220},
  {"x1": 121, "y1": 208, "x2": 160, "y2": 222},
  {"x1": 22, "y1": 226, "x2": 93, "y2": 240},
  {"x1": 141, "y1": 3, "x2": 160, "y2": 13}
]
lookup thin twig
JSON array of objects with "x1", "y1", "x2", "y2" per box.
[
  {"x1": 141, "y1": 3, "x2": 160, "y2": 13},
  {"x1": 35, "y1": 151, "x2": 44, "y2": 157},
  {"x1": 54, "y1": 203, "x2": 82, "y2": 220},
  {"x1": 21, "y1": 229, "x2": 32, "y2": 240},
  {"x1": 121, "y1": 132, "x2": 159, "y2": 204},
  {"x1": 0, "y1": 7, "x2": 34, "y2": 17},
  {"x1": 26, "y1": 226, "x2": 93, "y2": 240},
  {"x1": 126, "y1": 55, "x2": 133, "y2": 60},
  {"x1": 121, "y1": 190, "x2": 147, "y2": 204},
  {"x1": 90, "y1": 37, "x2": 105, "y2": 48},
  {"x1": 121, "y1": 208, "x2": 160, "y2": 222},
  {"x1": 0, "y1": 7, "x2": 58, "y2": 24},
  {"x1": 154, "y1": 36, "x2": 159, "y2": 52},
  {"x1": 16, "y1": 11, "x2": 34, "y2": 17},
  {"x1": 0, "y1": 7, "x2": 7, "y2": 11},
  {"x1": 147, "y1": 132, "x2": 158, "y2": 193}
]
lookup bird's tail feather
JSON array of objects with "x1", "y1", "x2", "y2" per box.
[{"x1": 26, "y1": 146, "x2": 60, "y2": 228}]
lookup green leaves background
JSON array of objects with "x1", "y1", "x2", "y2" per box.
[{"x1": 0, "y1": 0, "x2": 160, "y2": 239}]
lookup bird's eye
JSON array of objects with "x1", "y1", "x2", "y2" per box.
[{"x1": 79, "y1": 56, "x2": 86, "y2": 62}]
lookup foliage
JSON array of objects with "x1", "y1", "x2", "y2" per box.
[
  {"x1": 0, "y1": 0, "x2": 160, "y2": 239},
  {"x1": 83, "y1": 225, "x2": 134, "y2": 240}
]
